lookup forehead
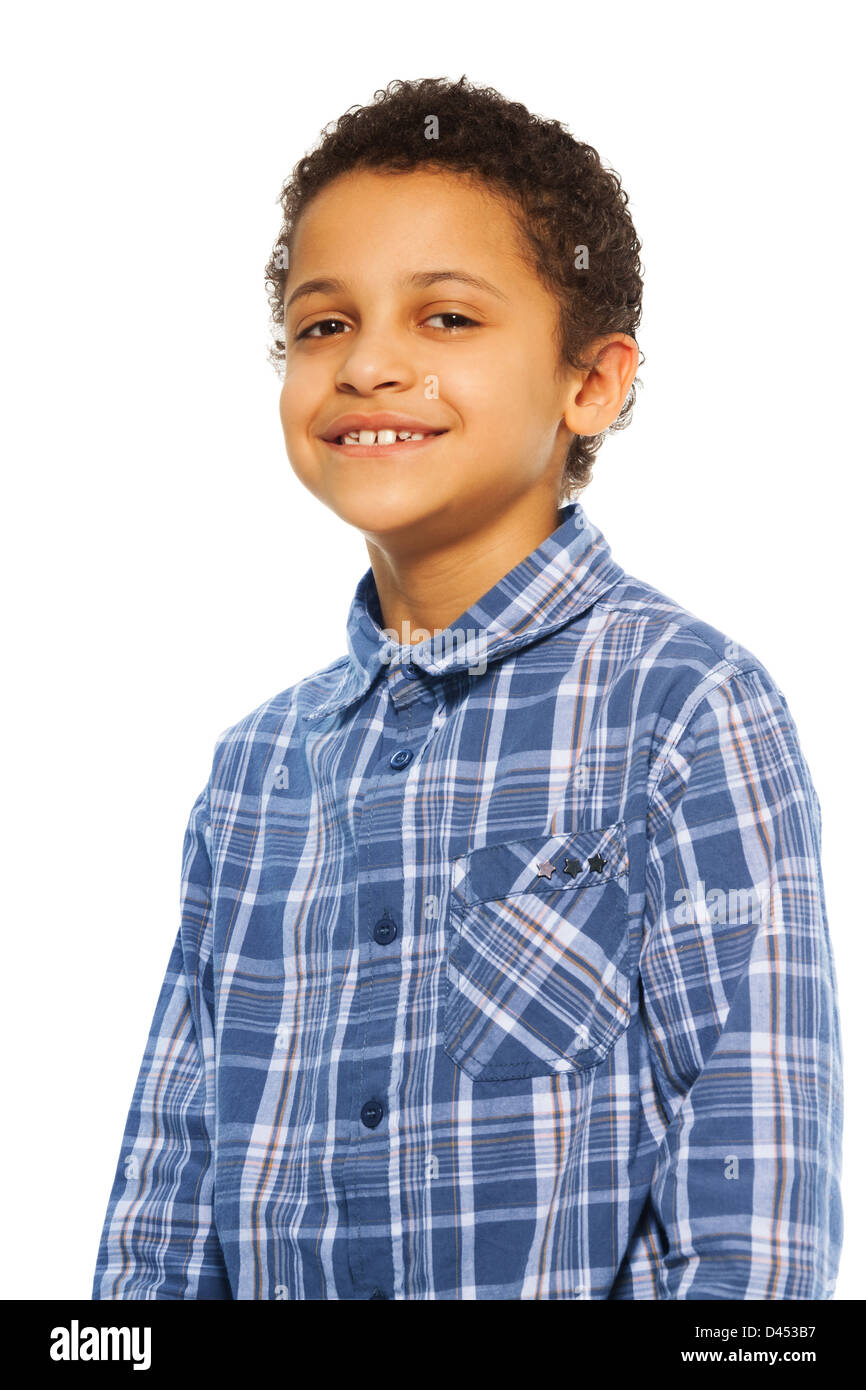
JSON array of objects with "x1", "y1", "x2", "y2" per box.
[{"x1": 287, "y1": 167, "x2": 531, "y2": 289}]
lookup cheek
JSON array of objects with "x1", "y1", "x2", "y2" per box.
[
  {"x1": 278, "y1": 383, "x2": 320, "y2": 485},
  {"x1": 446, "y1": 341, "x2": 553, "y2": 429},
  {"x1": 279, "y1": 367, "x2": 313, "y2": 438},
  {"x1": 446, "y1": 358, "x2": 515, "y2": 427}
]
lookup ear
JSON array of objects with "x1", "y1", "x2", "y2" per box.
[{"x1": 561, "y1": 334, "x2": 639, "y2": 436}]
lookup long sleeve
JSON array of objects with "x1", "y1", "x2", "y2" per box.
[
  {"x1": 92, "y1": 784, "x2": 232, "y2": 1299},
  {"x1": 617, "y1": 667, "x2": 843, "y2": 1299}
]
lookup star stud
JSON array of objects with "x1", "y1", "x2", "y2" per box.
[
  {"x1": 535, "y1": 858, "x2": 556, "y2": 879},
  {"x1": 587, "y1": 853, "x2": 607, "y2": 874},
  {"x1": 563, "y1": 857, "x2": 582, "y2": 878}
]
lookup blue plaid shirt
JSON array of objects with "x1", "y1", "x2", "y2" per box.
[{"x1": 92, "y1": 501, "x2": 843, "y2": 1300}]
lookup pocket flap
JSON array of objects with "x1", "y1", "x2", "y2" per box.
[{"x1": 453, "y1": 821, "x2": 628, "y2": 907}]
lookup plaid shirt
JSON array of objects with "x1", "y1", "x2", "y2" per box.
[{"x1": 92, "y1": 501, "x2": 843, "y2": 1300}]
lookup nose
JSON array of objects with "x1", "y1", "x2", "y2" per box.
[{"x1": 333, "y1": 322, "x2": 413, "y2": 395}]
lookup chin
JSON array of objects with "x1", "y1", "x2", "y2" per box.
[
  {"x1": 329, "y1": 482, "x2": 465, "y2": 539},
  {"x1": 333, "y1": 490, "x2": 438, "y2": 531}
]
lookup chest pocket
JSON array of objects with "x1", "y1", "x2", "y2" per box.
[{"x1": 444, "y1": 822, "x2": 633, "y2": 1081}]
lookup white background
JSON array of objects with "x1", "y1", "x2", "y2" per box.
[{"x1": 2, "y1": 0, "x2": 862, "y2": 1300}]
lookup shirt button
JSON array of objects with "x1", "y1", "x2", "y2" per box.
[
  {"x1": 372, "y1": 913, "x2": 399, "y2": 945},
  {"x1": 404, "y1": 661, "x2": 419, "y2": 679},
  {"x1": 390, "y1": 748, "x2": 413, "y2": 769},
  {"x1": 360, "y1": 1098, "x2": 384, "y2": 1129},
  {"x1": 369, "y1": 1288, "x2": 389, "y2": 1299}
]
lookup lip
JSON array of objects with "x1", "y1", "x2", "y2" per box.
[
  {"x1": 323, "y1": 432, "x2": 446, "y2": 459},
  {"x1": 320, "y1": 411, "x2": 448, "y2": 444}
]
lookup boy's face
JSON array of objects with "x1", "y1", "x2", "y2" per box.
[{"x1": 279, "y1": 167, "x2": 581, "y2": 551}]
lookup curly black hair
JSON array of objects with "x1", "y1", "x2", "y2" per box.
[{"x1": 265, "y1": 76, "x2": 643, "y2": 498}]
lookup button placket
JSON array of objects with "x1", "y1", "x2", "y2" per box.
[{"x1": 343, "y1": 692, "x2": 434, "y2": 1300}]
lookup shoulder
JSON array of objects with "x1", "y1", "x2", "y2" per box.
[
  {"x1": 590, "y1": 570, "x2": 804, "y2": 786},
  {"x1": 597, "y1": 568, "x2": 787, "y2": 703},
  {"x1": 208, "y1": 655, "x2": 350, "y2": 778}
]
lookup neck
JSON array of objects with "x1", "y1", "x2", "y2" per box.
[{"x1": 366, "y1": 493, "x2": 565, "y2": 644}]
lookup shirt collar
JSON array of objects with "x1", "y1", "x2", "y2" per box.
[{"x1": 305, "y1": 501, "x2": 626, "y2": 722}]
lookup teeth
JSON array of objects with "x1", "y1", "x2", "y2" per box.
[{"x1": 337, "y1": 428, "x2": 435, "y2": 446}]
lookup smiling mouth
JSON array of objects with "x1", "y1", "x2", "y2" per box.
[{"x1": 324, "y1": 428, "x2": 448, "y2": 455}]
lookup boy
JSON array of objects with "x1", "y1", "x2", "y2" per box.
[{"x1": 92, "y1": 76, "x2": 843, "y2": 1300}]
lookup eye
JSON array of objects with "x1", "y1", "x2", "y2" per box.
[
  {"x1": 296, "y1": 318, "x2": 350, "y2": 340},
  {"x1": 425, "y1": 311, "x2": 479, "y2": 331}
]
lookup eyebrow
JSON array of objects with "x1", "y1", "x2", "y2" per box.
[{"x1": 284, "y1": 269, "x2": 507, "y2": 313}]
